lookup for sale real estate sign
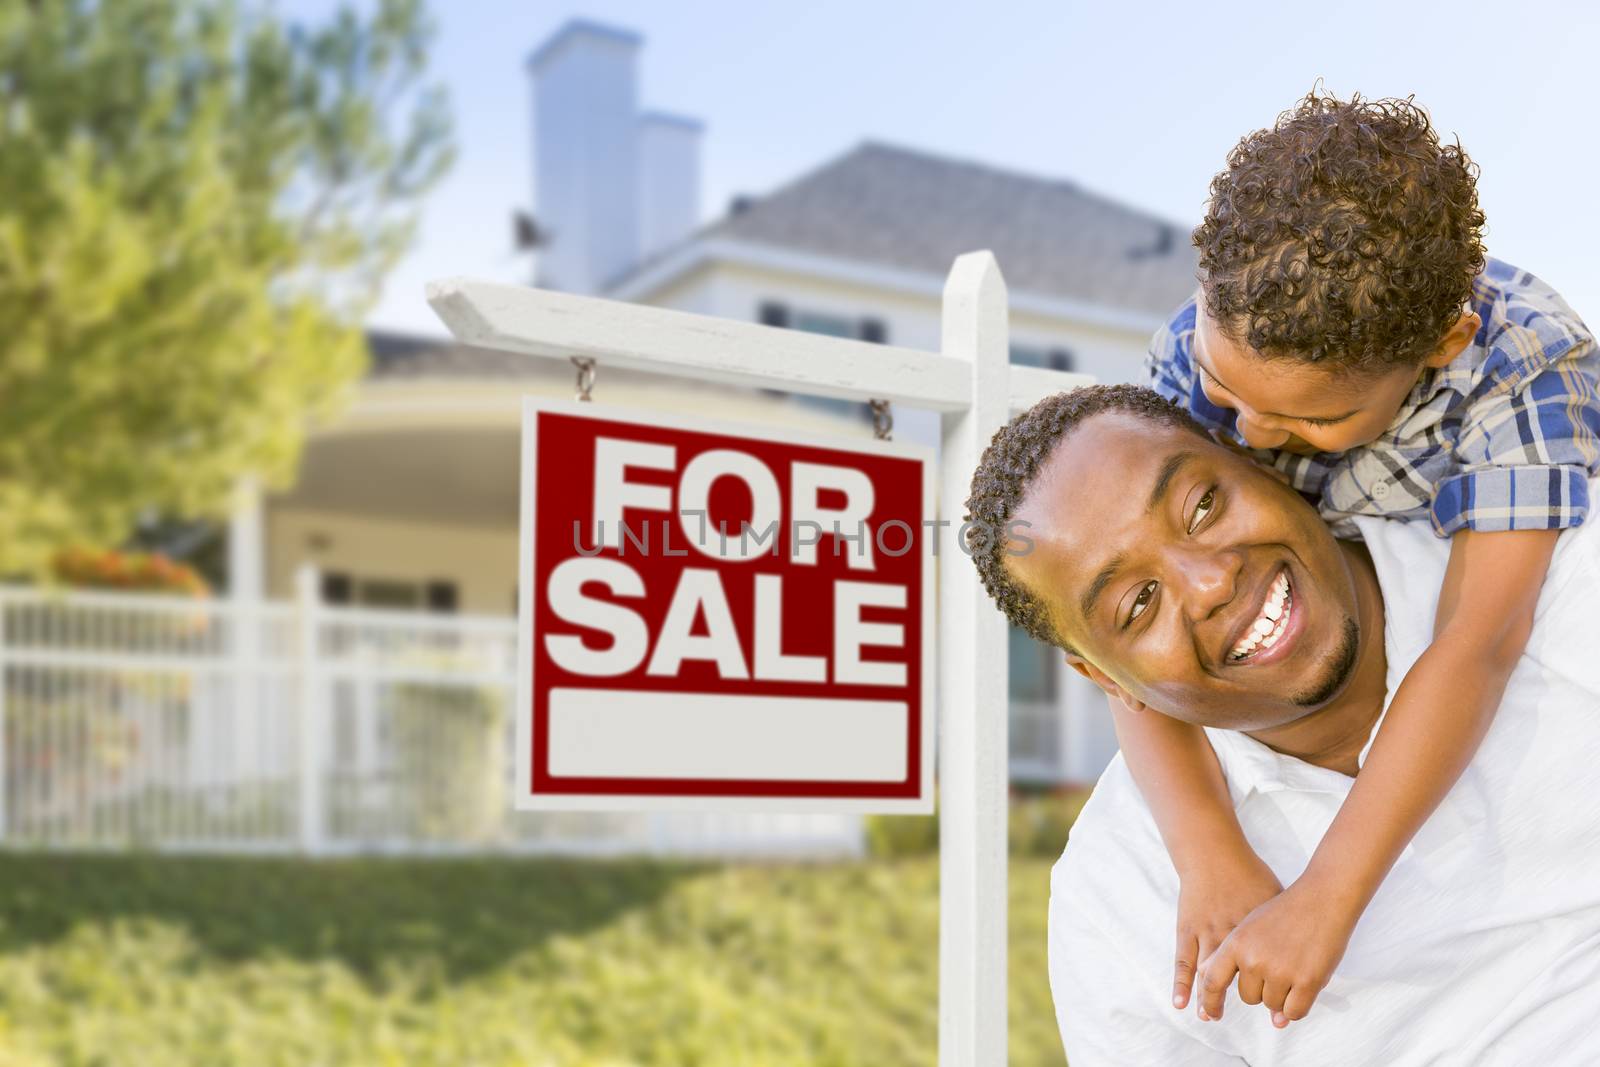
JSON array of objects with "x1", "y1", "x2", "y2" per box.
[{"x1": 515, "y1": 399, "x2": 935, "y2": 813}]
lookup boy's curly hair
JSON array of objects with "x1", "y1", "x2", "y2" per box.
[
  {"x1": 964, "y1": 385, "x2": 1211, "y2": 652},
  {"x1": 1195, "y1": 89, "x2": 1486, "y2": 372}
]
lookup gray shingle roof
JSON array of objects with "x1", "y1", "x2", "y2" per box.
[
  {"x1": 366, "y1": 329, "x2": 549, "y2": 379},
  {"x1": 373, "y1": 142, "x2": 1201, "y2": 379},
  {"x1": 645, "y1": 141, "x2": 1199, "y2": 317}
]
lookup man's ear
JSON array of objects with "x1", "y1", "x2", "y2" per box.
[
  {"x1": 1423, "y1": 311, "x2": 1481, "y2": 369},
  {"x1": 1065, "y1": 652, "x2": 1151, "y2": 714}
]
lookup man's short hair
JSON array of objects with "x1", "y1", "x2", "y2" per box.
[
  {"x1": 1195, "y1": 89, "x2": 1486, "y2": 372},
  {"x1": 964, "y1": 384, "x2": 1211, "y2": 651}
]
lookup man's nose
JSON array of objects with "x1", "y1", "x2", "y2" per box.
[
  {"x1": 1168, "y1": 543, "x2": 1241, "y2": 621},
  {"x1": 1235, "y1": 410, "x2": 1290, "y2": 450}
]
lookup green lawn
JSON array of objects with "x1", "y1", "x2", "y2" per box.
[{"x1": 0, "y1": 851, "x2": 1066, "y2": 1066}]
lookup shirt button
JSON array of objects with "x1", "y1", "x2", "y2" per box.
[{"x1": 1373, "y1": 481, "x2": 1391, "y2": 500}]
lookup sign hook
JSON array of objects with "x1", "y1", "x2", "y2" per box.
[
  {"x1": 572, "y1": 356, "x2": 596, "y2": 402},
  {"x1": 869, "y1": 398, "x2": 893, "y2": 441}
]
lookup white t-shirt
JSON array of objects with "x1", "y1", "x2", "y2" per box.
[{"x1": 1048, "y1": 509, "x2": 1600, "y2": 1066}]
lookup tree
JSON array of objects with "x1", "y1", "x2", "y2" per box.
[{"x1": 0, "y1": 0, "x2": 454, "y2": 575}]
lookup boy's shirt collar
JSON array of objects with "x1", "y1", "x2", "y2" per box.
[{"x1": 1412, "y1": 256, "x2": 1591, "y2": 408}]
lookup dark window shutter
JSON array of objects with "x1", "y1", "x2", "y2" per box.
[
  {"x1": 322, "y1": 572, "x2": 352, "y2": 605},
  {"x1": 1048, "y1": 348, "x2": 1076, "y2": 372},
  {"x1": 425, "y1": 581, "x2": 459, "y2": 614},
  {"x1": 758, "y1": 302, "x2": 790, "y2": 328},
  {"x1": 859, "y1": 318, "x2": 888, "y2": 344}
]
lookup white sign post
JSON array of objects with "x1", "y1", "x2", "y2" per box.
[
  {"x1": 936, "y1": 254, "x2": 1014, "y2": 1065},
  {"x1": 428, "y1": 251, "x2": 1092, "y2": 1067}
]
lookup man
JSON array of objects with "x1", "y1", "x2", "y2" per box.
[{"x1": 964, "y1": 384, "x2": 1600, "y2": 1066}]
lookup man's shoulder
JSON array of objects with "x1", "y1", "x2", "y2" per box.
[
  {"x1": 1048, "y1": 760, "x2": 1205, "y2": 1058},
  {"x1": 1051, "y1": 757, "x2": 1167, "y2": 908}
]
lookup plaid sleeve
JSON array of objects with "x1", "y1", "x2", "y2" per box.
[
  {"x1": 1261, "y1": 449, "x2": 1336, "y2": 500},
  {"x1": 1144, "y1": 298, "x2": 1232, "y2": 441},
  {"x1": 1145, "y1": 305, "x2": 1196, "y2": 406},
  {"x1": 1431, "y1": 341, "x2": 1600, "y2": 535}
]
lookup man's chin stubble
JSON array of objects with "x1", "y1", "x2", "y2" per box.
[{"x1": 1291, "y1": 617, "x2": 1361, "y2": 707}]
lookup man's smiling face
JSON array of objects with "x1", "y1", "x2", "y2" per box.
[{"x1": 1006, "y1": 412, "x2": 1365, "y2": 731}]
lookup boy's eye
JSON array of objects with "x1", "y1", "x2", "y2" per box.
[
  {"x1": 1125, "y1": 581, "x2": 1156, "y2": 628},
  {"x1": 1187, "y1": 488, "x2": 1216, "y2": 534}
]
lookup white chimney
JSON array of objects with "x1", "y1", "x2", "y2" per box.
[
  {"x1": 527, "y1": 21, "x2": 642, "y2": 294},
  {"x1": 637, "y1": 112, "x2": 703, "y2": 264}
]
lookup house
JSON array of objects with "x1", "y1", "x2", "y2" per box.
[{"x1": 253, "y1": 19, "x2": 1200, "y2": 787}]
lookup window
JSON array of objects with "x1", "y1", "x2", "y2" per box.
[
  {"x1": 1010, "y1": 344, "x2": 1076, "y2": 373},
  {"x1": 755, "y1": 302, "x2": 891, "y2": 345},
  {"x1": 319, "y1": 573, "x2": 459, "y2": 613},
  {"x1": 322, "y1": 572, "x2": 353, "y2": 605},
  {"x1": 1008, "y1": 624, "x2": 1056, "y2": 705},
  {"x1": 425, "y1": 581, "x2": 459, "y2": 613},
  {"x1": 356, "y1": 579, "x2": 420, "y2": 610},
  {"x1": 793, "y1": 310, "x2": 856, "y2": 338}
]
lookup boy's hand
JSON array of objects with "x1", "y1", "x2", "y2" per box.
[
  {"x1": 1195, "y1": 877, "x2": 1358, "y2": 1027},
  {"x1": 1171, "y1": 852, "x2": 1282, "y2": 1012}
]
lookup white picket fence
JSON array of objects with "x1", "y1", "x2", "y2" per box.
[{"x1": 0, "y1": 572, "x2": 862, "y2": 857}]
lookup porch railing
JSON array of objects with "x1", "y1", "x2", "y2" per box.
[{"x1": 0, "y1": 572, "x2": 862, "y2": 857}]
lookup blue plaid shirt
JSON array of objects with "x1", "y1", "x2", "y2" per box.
[{"x1": 1147, "y1": 258, "x2": 1600, "y2": 539}]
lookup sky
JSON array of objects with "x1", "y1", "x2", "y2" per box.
[{"x1": 276, "y1": 0, "x2": 1600, "y2": 337}]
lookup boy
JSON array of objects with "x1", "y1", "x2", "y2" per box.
[{"x1": 1133, "y1": 91, "x2": 1600, "y2": 1028}]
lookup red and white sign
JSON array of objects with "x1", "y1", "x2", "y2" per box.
[{"x1": 515, "y1": 399, "x2": 935, "y2": 812}]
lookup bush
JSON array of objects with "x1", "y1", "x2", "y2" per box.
[
  {"x1": 1008, "y1": 787, "x2": 1089, "y2": 858},
  {"x1": 389, "y1": 679, "x2": 506, "y2": 844},
  {"x1": 52, "y1": 545, "x2": 209, "y2": 596},
  {"x1": 864, "y1": 809, "x2": 941, "y2": 858},
  {"x1": 864, "y1": 786, "x2": 1091, "y2": 860},
  {"x1": 0, "y1": 851, "x2": 1069, "y2": 1066}
]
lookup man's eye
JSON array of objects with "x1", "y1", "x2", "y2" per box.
[
  {"x1": 1187, "y1": 488, "x2": 1216, "y2": 534},
  {"x1": 1125, "y1": 581, "x2": 1156, "y2": 628}
]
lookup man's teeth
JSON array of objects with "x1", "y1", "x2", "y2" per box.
[{"x1": 1230, "y1": 571, "x2": 1291, "y2": 661}]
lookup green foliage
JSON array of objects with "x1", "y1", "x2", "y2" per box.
[
  {"x1": 864, "y1": 808, "x2": 940, "y2": 858},
  {"x1": 1008, "y1": 787, "x2": 1090, "y2": 858},
  {"x1": 382, "y1": 680, "x2": 505, "y2": 843},
  {"x1": 866, "y1": 787, "x2": 1091, "y2": 859},
  {"x1": 331, "y1": 681, "x2": 512, "y2": 844},
  {"x1": 0, "y1": 0, "x2": 454, "y2": 574},
  {"x1": 0, "y1": 852, "x2": 1068, "y2": 1065}
]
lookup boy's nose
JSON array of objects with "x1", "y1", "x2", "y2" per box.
[{"x1": 1236, "y1": 411, "x2": 1290, "y2": 450}]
